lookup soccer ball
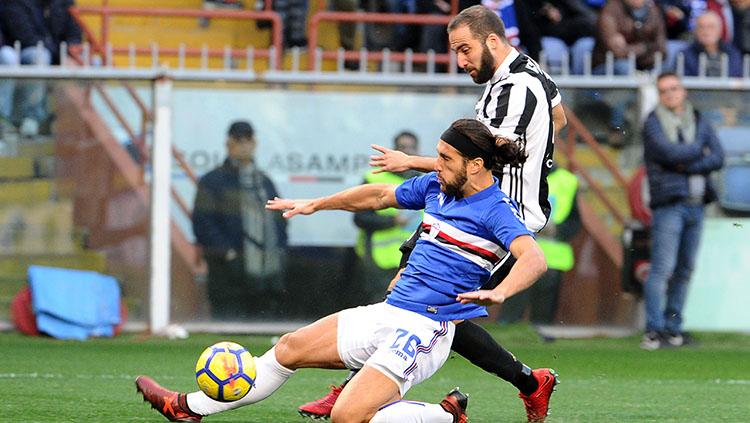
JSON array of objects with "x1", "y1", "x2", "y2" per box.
[{"x1": 195, "y1": 341, "x2": 256, "y2": 402}]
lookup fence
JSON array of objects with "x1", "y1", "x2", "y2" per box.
[{"x1": 1, "y1": 61, "x2": 749, "y2": 332}]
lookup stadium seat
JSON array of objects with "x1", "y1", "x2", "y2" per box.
[
  {"x1": 716, "y1": 126, "x2": 750, "y2": 212},
  {"x1": 570, "y1": 37, "x2": 594, "y2": 75},
  {"x1": 541, "y1": 36, "x2": 568, "y2": 75},
  {"x1": 665, "y1": 39, "x2": 689, "y2": 73}
]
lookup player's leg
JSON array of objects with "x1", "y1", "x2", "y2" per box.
[
  {"x1": 370, "y1": 388, "x2": 469, "y2": 423},
  {"x1": 333, "y1": 304, "x2": 460, "y2": 423},
  {"x1": 298, "y1": 228, "x2": 419, "y2": 418},
  {"x1": 137, "y1": 313, "x2": 343, "y2": 420},
  {"x1": 451, "y1": 320, "x2": 537, "y2": 392},
  {"x1": 449, "y1": 254, "x2": 559, "y2": 422},
  {"x1": 453, "y1": 254, "x2": 537, "y2": 391},
  {"x1": 331, "y1": 365, "x2": 400, "y2": 422},
  {"x1": 332, "y1": 365, "x2": 464, "y2": 423},
  {"x1": 451, "y1": 320, "x2": 558, "y2": 421}
]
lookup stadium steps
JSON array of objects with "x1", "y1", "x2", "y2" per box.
[
  {"x1": 76, "y1": 0, "x2": 277, "y2": 70},
  {"x1": 75, "y1": 0, "x2": 355, "y2": 71},
  {"x1": 0, "y1": 139, "x2": 106, "y2": 323},
  {"x1": 0, "y1": 157, "x2": 34, "y2": 179}
]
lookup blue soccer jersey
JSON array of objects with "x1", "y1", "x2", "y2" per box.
[{"x1": 386, "y1": 172, "x2": 533, "y2": 321}]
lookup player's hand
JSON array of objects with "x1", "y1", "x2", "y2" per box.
[
  {"x1": 266, "y1": 197, "x2": 315, "y2": 218},
  {"x1": 456, "y1": 290, "x2": 506, "y2": 306},
  {"x1": 369, "y1": 144, "x2": 411, "y2": 174}
]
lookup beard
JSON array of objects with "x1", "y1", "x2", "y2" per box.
[
  {"x1": 440, "y1": 165, "x2": 468, "y2": 199},
  {"x1": 471, "y1": 45, "x2": 497, "y2": 84}
]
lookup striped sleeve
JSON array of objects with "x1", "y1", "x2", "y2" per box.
[
  {"x1": 542, "y1": 70, "x2": 562, "y2": 107},
  {"x1": 488, "y1": 83, "x2": 539, "y2": 141}
]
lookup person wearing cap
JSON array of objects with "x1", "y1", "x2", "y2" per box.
[{"x1": 192, "y1": 120, "x2": 288, "y2": 320}]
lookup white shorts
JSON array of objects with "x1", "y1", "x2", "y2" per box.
[{"x1": 337, "y1": 302, "x2": 455, "y2": 396}]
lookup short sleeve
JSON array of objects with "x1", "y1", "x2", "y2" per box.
[
  {"x1": 395, "y1": 172, "x2": 435, "y2": 210},
  {"x1": 546, "y1": 76, "x2": 562, "y2": 107},
  {"x1": 484, "y1": 197, "x2": 534, "y2": 249}
]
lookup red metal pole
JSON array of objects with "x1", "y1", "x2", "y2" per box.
[
  {"x1": 102, "y1": 6, "x2": 109, "y2": 50},
  {"x1": 308, "y1": 13, "x2": 320, "y2": 70}
]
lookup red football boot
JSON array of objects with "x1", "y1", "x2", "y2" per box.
[
  {"x1": 518, "y1": 368, "x2": 559, "y2": 422},
  {"x1": 135, "y1": 375, "x2": 202, "y2": 422},
  {"x1": 297, "y1": 384, "x2": 344, "y2": 419},
  {"x1": 439, "y1": 387, "x2": 469, "y2": 423}
]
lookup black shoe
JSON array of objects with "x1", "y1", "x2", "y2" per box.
[{"x1": 440, "y1": 387, "x2": 468, "y2": 423}]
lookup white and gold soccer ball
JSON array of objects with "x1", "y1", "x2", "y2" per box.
[{"x1": 195, "y1": 341, "x2": 256, "y2": 402}]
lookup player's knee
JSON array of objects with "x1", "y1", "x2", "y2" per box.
[
  {"x1": 274, "y1": 332, "x2": 302, "y2": 368},
  {"x1": 330, "y1": 403, "x2": 371, "y2": 423}
]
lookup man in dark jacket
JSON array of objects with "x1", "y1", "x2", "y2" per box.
[
  {"x1": 640, "y1": 72, "x2": 724, "y2": 350},
  {"x1": 192, "y1": 121, "x2": 288, "y2": 320},
  {"x1": 0, "y1": 0, "x2": 83, "y2": 137}
]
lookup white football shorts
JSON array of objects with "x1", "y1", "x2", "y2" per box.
[{"x1": 337, "y1": 302, "x2": 455, "y2": 396}]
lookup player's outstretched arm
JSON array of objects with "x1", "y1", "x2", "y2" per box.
[
  {"x1": 369, "y1": 144, "x2": 436, "y2": 174},
  {"x1": 266, "y1": 183, "x2": 399, "y2": 218},
  {"x1": 456, "y1": 235, "x2": 547, "y2": 306}
]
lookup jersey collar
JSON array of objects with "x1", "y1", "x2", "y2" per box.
[
  {"x1": 463, "y1": 176, "x2": 501, "y2": 205},
  {"x1": 489, "y1": 48, "x2": 520, "y2": 84}
]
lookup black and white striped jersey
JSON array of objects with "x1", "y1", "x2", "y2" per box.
[{"x1": 474, "y1": 48, "x2": 561, "y2": 233}]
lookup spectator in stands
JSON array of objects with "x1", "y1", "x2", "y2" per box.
[
  {"x1": 658, "y1": 0, "x2": 692, "y2": 39},
  {"x1": 592, "y1": 0, "x2": 666, "y2": 74},
  {"x1": 680, "y1": 10, "x2": 743, "y2": 76},
  {"x1": 419, "y1": 0, "x2": 479, "y2": 70},
  {"x1": 525, "y1": 0, "x2": 598, "y2": 47},
  {"x1": 0, "y1": 27, "x2": 19, "y2": 141},
  {"x1": 640, "y1": 72, "x2": 724, "y2": 350},
  {"x1": 482, "y1": 0, "x2": 543, "y2": 60},
  {"x1": 687, "y1": 0, "x2": 734, "y2": 43},
  {"x1": 273, "y1": 0, "x2": 308, "y2": 48},
  {"x1": 0, "y1": 0, "x2": 83, "y2": 138},
  {"x1": 192, "y1": 121, "x2": 288, "y2": 320},
  {"x1": 353, "y1": 131, "x2": 421, "y2": 302},
  {"x1": 330, "y1": 0, "x2": 358, "y2": 56},
  {"x1": 731, "y1": 0, "x2": 750, "y2": 54},
  {"x1": 363, "y1": 0, "x2": 426, "y2": 53}
]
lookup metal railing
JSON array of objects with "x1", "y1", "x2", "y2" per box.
[
  {"x1": 306, "y1": 0, "x2": 460, "y2": 71},
  {"x1": 70, "y1": 6, "x2": 284, "y2": 71},
  {"x1": 307, "y1": 12, "x2": 454, "y2": 72}
]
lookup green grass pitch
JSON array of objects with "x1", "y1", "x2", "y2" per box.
[{"x1": 2, "y1": 324, "x2": 749, "y2": 422}]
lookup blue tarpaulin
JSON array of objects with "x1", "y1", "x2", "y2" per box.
[{"x1": 28, "y1": 265, "x2": 121, "y2": 340}]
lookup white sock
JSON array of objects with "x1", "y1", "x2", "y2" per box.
[
  {"x1": 370, "y1": 401, "x2": 454, "y2": 423},
  {"x1": 186, "y1": 347, "x2": 294, "y2": 415}
]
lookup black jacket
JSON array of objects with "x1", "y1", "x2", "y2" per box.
[{"x1": 192, "y1": 159, "x2": 287, "y2": 258}]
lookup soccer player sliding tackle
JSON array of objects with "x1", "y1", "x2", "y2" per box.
[{"x1": 135, "y1": 118, "x2": 547, "y2": 423}]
